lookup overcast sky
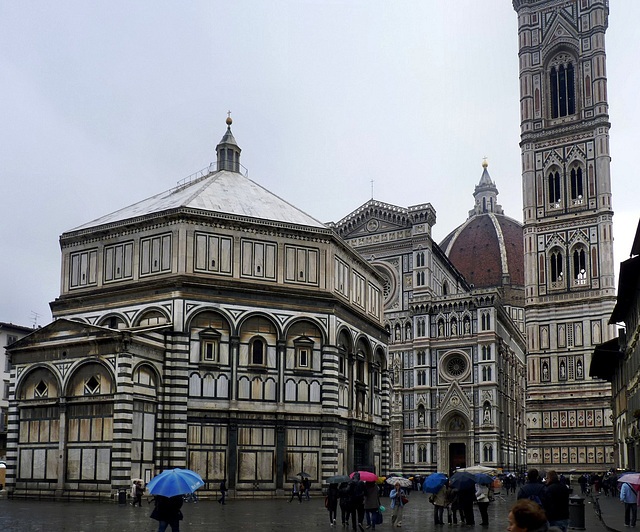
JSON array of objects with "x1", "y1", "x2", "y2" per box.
[{"x1": 1, "y1": 1, "x2": 638, "y2": 327}]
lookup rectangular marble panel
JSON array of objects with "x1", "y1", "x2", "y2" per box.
[
  {"x1": 67, "y1": 448, "x2": 81, "y2": 480},
  {"x1": 20, "y1": 449, "x2": 33, "y2": 478},
  {"x1": 47, "y1": 448, "x2": 59, "y2": 480},
  {"x1": 81, "y1": 448, "x2": 96, "y2": 480},
  {"x1": 96, "y1": 448, "x2": 110, "y2": 480},
  {"x1": 33, "y1": 448, "x2": 46, "y2": 479}
]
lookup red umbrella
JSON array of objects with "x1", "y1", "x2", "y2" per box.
[{"x1": 351, "y1": 471, "x2": 378, "y2": 482}]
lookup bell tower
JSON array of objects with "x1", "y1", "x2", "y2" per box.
[{"x1": 513, "y1": 0, "x2": 616, "y2": 471}]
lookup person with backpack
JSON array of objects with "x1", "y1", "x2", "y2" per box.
[
  {"x1": 517, "y1": 469, "x2": 547, "y2": 507},
  {"x1": 620, "y1": 481, "x2": 638, "y2": 527}
]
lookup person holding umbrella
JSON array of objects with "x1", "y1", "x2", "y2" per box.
[
  {"x1": 620, "y1": 479, "x2": 638, "y2": 528},
  {"x1": 389, "y1": 480, "x2": 407, "y2": 527},
  {"x1": 151, "y1": 495, "x2": 184, "y2": 532},
  {"x1": 146, "y1": 468, "x2": 204, "y2": 532},
  {"x1": 475, "y1": 476, "x2": 492, "y2": 527}
]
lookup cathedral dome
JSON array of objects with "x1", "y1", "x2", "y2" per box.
[
  {"x1": 439, "y1": 162, "x2": 524, "y2": 289},
  {"x1": 440, "y1": 213, "x2": 524, "y2": 288}
]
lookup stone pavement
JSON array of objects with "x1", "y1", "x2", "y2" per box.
[{"x1": 0, "y1": 489, "x2": 616, "y2": 532}]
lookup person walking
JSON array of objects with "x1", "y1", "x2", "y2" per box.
[
  {"x1": 302, "y1": 476, "x2": 311, "y2": 500},
  {"x1": 620, "y1": 481, "x2": 638, "y2": 528},
  {"x1": 347, "y1": 473, "x2": 365, "y2": 531},
  {"x1": 389, "y1": 481, "x2": 406, "y2": 528},
  {"x1": 475, "y1": 482, "x2": 491, "y2": 526},
  {"x1": 363, "y1": 481, "x2": 380, "y2": 530},
  {"x1": 543, "y1": 470, "x2": 569, "y2": 532},
  {"x1": 150, "y1": 494, "x2": 184, "y2": 532},
  {"x1": 218, "y1": 478, "x2": 227, "y2": 504},
  {"x1": 327, "y1": 482, "x2": 339, "y2": 527},
  {"x1": 339, "y1": 481, "x2": 351, "y2": 527},
  {"x1": 131, "y1": 480, "x2": 144, "y2": 507},
  {"x1": 289, "y1": 480, "x2": 302, "y2": 503}
]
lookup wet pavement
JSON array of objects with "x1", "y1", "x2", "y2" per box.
[{"x1": 0, "y1": 489, "x2": 616, "y2": 532}]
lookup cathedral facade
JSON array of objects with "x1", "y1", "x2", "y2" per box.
[
  {"x1": 5, "y1": 123, "x2": 390, "y2": 498},
  {"x1": 513, "y1": 0, "x2": 617, "y2": 471},
  {"x1": 330, "y1": 164, "x2": 527, "y2": 475}
]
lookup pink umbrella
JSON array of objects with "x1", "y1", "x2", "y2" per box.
[
  {"x1": 351, "y1": 471, "x2": 378, "y2": 482},
  {"x1": 618, "y1": 473, "x2": 640, "y2": 489}
]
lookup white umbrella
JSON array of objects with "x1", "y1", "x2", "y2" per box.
[{"x1": 457, "y1": 465, "x2": 501, "y2": 475}]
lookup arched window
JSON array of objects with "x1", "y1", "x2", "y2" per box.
[
  {"x1": 418, "y1": 446, "x2": 427, "y2": 462},
  {"x1": 550, "y1": 251, "x2": 564, "y2": 283},
  {"x1": 482, "y1": 366, "x2": 492, "y2": 381},
  {"x1": 550, "y1": 61, "x2": 575, "y2": 118},
  {"x1": 482, "y1": 346, "x2": 491, "y2": 361},
  {"x1": 570, "y1": 167, "x2": 584, "y2": 201},
  {"x1": 483, "y1": 444, "x2": 494, "y2": 462},
  {"x1": 251, "y1": 337, "x2": 265, "y2": 365},
  {"x1": 442, "y1": 281, "x2": 448, "y2": 295},
  {"x1": 548, "y1": 171, "x2": 561, "y2": 204},
  {"x1": 573, "y1": 249, "x2": 587, "y2": 284}
]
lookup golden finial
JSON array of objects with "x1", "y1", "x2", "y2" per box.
[
  {"x1": 226, "y1": 110, "x2": 232, "y2": 126},
  {"x1": 482, "y1": 156, "x2": 488, "y2": 168}
]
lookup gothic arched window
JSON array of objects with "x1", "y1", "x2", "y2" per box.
[
  {"x1": 443, "y1": 281, "x2": 448, "y2": 295},
  {"x1": 550, "y1": 251, "x2": 564, "y2": 283},
  {"x1": 550, "y1": 61, "x2": 575, "y2": 118},
  {"x1": 570, "y1": 167, "x2": 584, "y2": 201},
  {"x1": 573, "y1": 248, "x2": 587, "y2": 284},
  {"x1": 548, "y1": 171, "x2": 561, "y2": 204},
  {"x1": 483, "y1": 444, "x2": 494, "y2": 462}
]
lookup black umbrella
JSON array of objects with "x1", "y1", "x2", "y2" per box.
[
  {"x1": 298, "y1": 471, "x2": 311, "y2": 477},
  {"x1": 327, "y1": 475, "x2": 350, "y2": 484},
  {"x1": 449, "y1": 471, "x2": 477, "y2": 490}
]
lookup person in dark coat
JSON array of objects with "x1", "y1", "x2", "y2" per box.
[
  {"x1": 457, "y1": 485, "x2": 476, "y2": 526},
  {"x1": 327, "y1": 482, "x2": 339, "y2": 526},
  {"x1": 338, "y1": 482, "x2": 351, "y2": 526},
  {"x1": 543, "y1": 470, "x2": 569, "y2": 532},
  {"x1": 218, "y1": 478, "x2": 227, "y2": 504},
  {"x1": 517, "y1": 469, "x2": 547, "y2": 506},
  {"x1": 150, "y1": 495, "x2": 184, "y2": 532},
  {"x1": 363, "y1": 481, "x2": 380, "y2": 529},
  {"x1": 347, "y1": 473, "x2": 365, "y2": 531}
]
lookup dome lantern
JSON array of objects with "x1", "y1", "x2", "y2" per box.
[{"x1": 216, "y1": 112, "x2": 241, "y2": 172}]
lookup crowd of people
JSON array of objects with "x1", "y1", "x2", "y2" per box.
[{"x1": 131, "y1": 466, "x2": 638, "y2": 531}]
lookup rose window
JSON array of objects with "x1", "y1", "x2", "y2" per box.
[{"x1": 446, "y1": 356, "x2": 467, "y2": 378}]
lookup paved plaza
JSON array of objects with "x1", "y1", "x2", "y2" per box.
[{"x1": 0, "y1": 488, "x2": 626, "y2": 532}]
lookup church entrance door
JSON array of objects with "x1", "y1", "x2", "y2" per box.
[{"x1": 449, "y1": 443, "x2": 466, "y2": 474}]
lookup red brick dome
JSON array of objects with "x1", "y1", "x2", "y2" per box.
[{"x1": 440, "y1": 212, "x2": 524, "y2": 289}]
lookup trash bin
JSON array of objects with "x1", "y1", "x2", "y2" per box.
[
  {"x1": 118, "y1": 488, "x2": 127, "y2": 505},
  {"x1": 568, "y1": 494, "x2": 585, "y2": 530}
]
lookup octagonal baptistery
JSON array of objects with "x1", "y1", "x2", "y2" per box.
[
  {"x1": 6, "y1": 120, "x2": 389, "y2": 500},
  {"x1": 439, "y1": 162, "x2": 525, "y2": 332}
]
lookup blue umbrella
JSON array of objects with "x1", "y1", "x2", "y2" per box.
[
  {"x1": 475, "y1": 473, "x2": 493, "y2": 485},
  {"x1": 422, "y1": 473, "x2": 448, "y2": 494},
  {"x1": 147, "y1": 468, "x2": 205, "y2": 497}
]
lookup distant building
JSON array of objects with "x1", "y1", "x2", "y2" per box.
[
  {"x1": 0, "y1": 322, "x2": 33, "y2": 460},
  {"x1": 592, "y1": 219, "x2": 640, "y2": 471},
  {"x1": 330, "y1": 163, "x2": 527, "y2": 475},
  {"x1": 6, "y1": 120, "x2": 389, "y2": 499}
]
